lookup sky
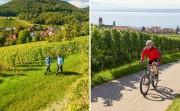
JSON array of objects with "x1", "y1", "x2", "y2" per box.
[
  {"x1": 65, "y1": 0, "x2": 89, "y2": 8},
  {"x1": 0, "y1": 0, "x2": 89, "y2": 8},
  {"x1": 91, "y1": 0, "x2": 180, "y2": 10}
]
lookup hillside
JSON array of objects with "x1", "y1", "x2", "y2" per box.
[
  {"x1": 0, "y1": 0, "x2": 89, "y2": 25},
  {"x1": 0, "y1": 0, "x2": 79, "y2": 16},
  {"x1": 82, "y1": 6, "x2": 89, "y2": 12}
]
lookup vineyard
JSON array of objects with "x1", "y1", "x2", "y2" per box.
[
  {"x1": 91, "y1": 26, "x2": 180, "y2": 73},
  {"x1": 0, "y1": 36, "x2": 88, "y2": 72}
]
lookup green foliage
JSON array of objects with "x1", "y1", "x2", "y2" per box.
[
  {"x1": 0, "y1": 0, "x2": 79, "y2": 16},
  {"x1": 0, "y1": 19, "x2": 31, "y2": 28},
  {"x1": 0, "y1": 19, "x2": 16, "y2": 28},
  {"x1": 82, "y1": 22, "x2": 89, "y2": 36},
  {"x1": 166, "y1": 95, "x2": 180, "y2": 111},
  {"x1": 63, "y1": 24, "x2": 74, "y2": 41},
  {"x1": 0, "y1": 36, "x2": 88, "y2": 69},
  {"x1": 32, "y1": 33, "x2": 40, "y2": 42},
  {"x1": 9, "y1": 39, "x2": 17, "y2": 46},
  {"x1": 49, "y1": 31, "x2": 64, "y2": 42},
  {"x1": 18, "y1": 29, "x2": 31, "y2": 44},
  {"x1": 0, "y1": 32, "x2": 6, "y2": 46},
  {"x1": 91, "y1": 26, "x2": 180, "y2": 73},
  {"x1": 92, "y1": 52, "x2": 180, "y2": 86},
  {"x1": 61, "y1": 77, "x2": 89, "y2": 111},
  {"x1": 15, "y1": 25, "x2": 25, "y2": 33},
  {"x1": 0, "y1": 0, "x2": 89, "y2": 25}
]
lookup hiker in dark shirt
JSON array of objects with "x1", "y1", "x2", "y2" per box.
[{"x1": 45, "y1": 55, "x2": 52, "y2": 75}]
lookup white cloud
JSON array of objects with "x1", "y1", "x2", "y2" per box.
[
  {"x1": 0, "y1": 0, "x2": 10, "y2": 4},
  {"x1": 68, "y1": 0, "x2": 89, "y2": 8}
]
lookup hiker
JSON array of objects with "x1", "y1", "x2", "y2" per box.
[
  {"x1": 55, "y1": 54, "x2": 64, "y2": 76},
  {"x1": 45, "y1": 55, "x2": 52, "y2": 75}
]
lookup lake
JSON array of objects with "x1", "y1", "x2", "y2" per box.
[{"x1": 91, "y1": 11, "x2": 180, "y2": 28}]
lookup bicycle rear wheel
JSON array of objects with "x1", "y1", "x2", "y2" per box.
[
  {"x1": 140, "y1": 74, "x2": 150, "y2": 95},
  {"x1": 152, "y1": 74, "x2": 159, "y2": 89}
]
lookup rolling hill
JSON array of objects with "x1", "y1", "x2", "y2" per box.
[
  {"x1": 0, "y1": 0, "x2": 89, "y2": 25},
  {"x1": 0, "y1": 0, "x2": 79, "y2": 16}
]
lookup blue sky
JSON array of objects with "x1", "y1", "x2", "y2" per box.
[
  {"x1": 91, "y1": 0, "x2": 180, "y2": 10},
  {"x1": 0, "y1": 0, "x2": 89, "y2": 8}
]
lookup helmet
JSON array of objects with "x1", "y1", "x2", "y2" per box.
[{"x1": 146, "y1": 40, "x2": 153, "y2": 46}]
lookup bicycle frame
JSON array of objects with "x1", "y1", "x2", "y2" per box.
[
  {"x1": 146, "y1": 64, "x2": 154, "y2": 84},
  {"x1": 143, "y1": 63, "x2": 156, "y2": 84}
]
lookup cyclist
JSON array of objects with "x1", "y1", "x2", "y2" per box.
[{"x1": 140, "y1": 40, "x2": 161, "y2": 79}]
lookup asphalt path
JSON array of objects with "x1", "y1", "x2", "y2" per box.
[{"x1": 91, "y1": 61, "x2": 180, "y2": 111}]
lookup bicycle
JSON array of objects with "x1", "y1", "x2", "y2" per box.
[{"x1": 139, "y1": 62, "x2": 159, "y2": 95}]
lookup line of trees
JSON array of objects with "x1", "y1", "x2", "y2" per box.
[{"x1": 91, "y1": 26, "x2": 180, "y2": 73}]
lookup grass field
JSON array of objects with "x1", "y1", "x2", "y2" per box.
[
  {"x1": 0, "y1": 53, "x2": 88, "y2": 111},
  {"x1": 0, "y1": 17, "x2": 32, "y2": 28}
]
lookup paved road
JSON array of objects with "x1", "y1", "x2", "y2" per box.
[{"x1": 91, "y1": 61, "x2": 180, "y2": 111}]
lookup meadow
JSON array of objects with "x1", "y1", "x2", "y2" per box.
[{"x1": 0, "y1": 17, "x2": 31, "y2": 28}]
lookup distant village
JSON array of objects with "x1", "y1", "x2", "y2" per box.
[
  {"x1": 97, "y1": 17, "x2": 180, "y2": 34},
  {"x1": 0, "y1": 25, "x2": 57, "y2": 41}
]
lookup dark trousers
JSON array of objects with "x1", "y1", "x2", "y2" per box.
[
  {"x1": 56, "y1": 64, "x2": 63, "y2": 74},
  {"x1": 46, "y1": 65, "x2": 51, "y2": 73}
]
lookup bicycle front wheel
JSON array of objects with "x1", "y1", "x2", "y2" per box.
[{"x1": 140, "y1": 74, "x2": 150, "y2": 95}]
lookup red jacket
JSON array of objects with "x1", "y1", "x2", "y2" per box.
[{"x1": 141, "y1": 46, "x2": 161, "y2": 62}]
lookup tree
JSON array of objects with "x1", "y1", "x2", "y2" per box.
[
  {"x1": 0, "y1": 32, "x2": 6, "y2": 46},
  {"x1": 82, "y1": 22, "x2": 89, "y2": 36},
  {"x1": 15, "y1": 25, "x2": 24, "y2": 34},
  {"x1": 18, "y1": 30, "x2": 30, "y2": 44},
  {"x1": 33, "y1": 33, "x2": 40, "y2": 42},
  {"x1": 63, "y1": 24, "x2": 74, "y2": 41}
]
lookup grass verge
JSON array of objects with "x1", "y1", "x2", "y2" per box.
[
  {"x1": 166, "y1": 95, "x2": 180, "y2": 111},
  {"x1": 92, "y1": 52, "x2": 180, "y2": 87}
]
